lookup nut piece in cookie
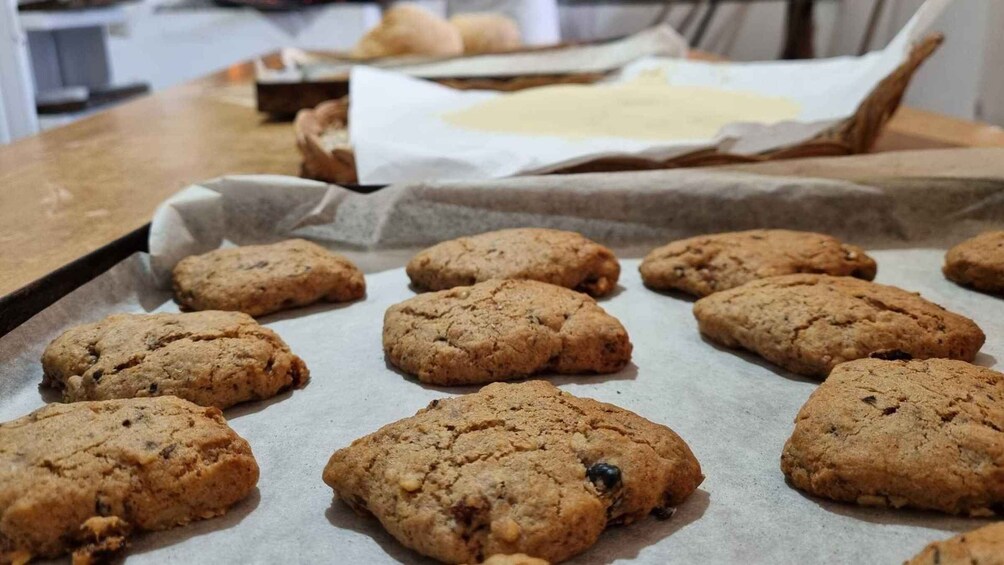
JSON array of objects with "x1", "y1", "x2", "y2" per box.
[
  {"x1": 693, "y1": 274, "x2": 984, "y2": 378},
  {"x1": 640, "y1": 229, "x2": 876, "y2": 297},
  {"x1": 172, "y1": 239, "x2": 365, "y2": 317},
  {"x1": 323, "y1": 380, "x2": 703, "y2": 564},
  {"x1": 944, "y1": 230, "x2": 1004, "y2": 294},
  {"x1": 406, "y1": 228, "x2": 620, "y2": 297},
  {"x1": 383, "y1": 279, "x2": 632, "y2": 386},
  {"x1": 906, "y1": 522, "x2": 1004, "y2": 565},
  {"x1": 781, "y1": 358, "x2": 1004, "y2": 516},
  {"x1": 0, "y1": 397, "x2": 259, "y2": 563},
  {"x1": 42, "y1": 311, "x2": 309, "y2": 409}
]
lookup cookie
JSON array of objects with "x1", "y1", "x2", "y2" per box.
[
  {"x1": 639, "y1": 229, "x2": 876, "y2": 297},
  {"x1": 383, "y1": 279, "x2": 632, "y2": 386},
  {"x1": 944, "y1": 231, "x2": 1004, "y2": 294},
  {"x1": 0, "y1": 396, "x2": 258, "y2": 563},
  {"x1": 323, "y1": 380, "x2": 703, "y2": 563},
  {"x1": 781, "y1": 358, "x2": 1004, "y2": 516},
  {"x1": 42, "y1": 311, "x2": 308, "y2": 409},
  {"x1": 693, "y1": 274, "x2": 984, "y2": 378},
  {"x1": 172, "y1": 239, "x2": 365, "y2": 317},
  {"x1": 406, "y1": 228, "x2": 620, "y2": 297},
  {"x1": 479, "y1": 554, "x2": 549, "y2": 565},
  {"x1": 906, "y1": 522, "x2": 1004, "y2": 565}
]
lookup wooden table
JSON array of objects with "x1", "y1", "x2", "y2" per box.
[{"x1": 3, "y1": 58, "x2": 1004, "y2": 333}]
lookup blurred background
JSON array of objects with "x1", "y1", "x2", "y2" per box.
[{"x1": 1, "y1": 0, "x2": 1001, "y2": 142}]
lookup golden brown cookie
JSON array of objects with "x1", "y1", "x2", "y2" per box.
[
  {"x1": 383, "y1": 279, "x2": 631, "y2": 386},
  {"x1": 944, "y1": 231, "x2": 1004, "y2": 294},
  {"x1": 323, "y1": 381, "x2": 703, "y2": 564},
  {"x1": 0, "y1": 397, "x2": 259, "y2": 563},
  {"x1": 906, "y1": 522, "x2": 1004, "y2": 565},
  {"x1": 172, "y1": 239, "x2": 365, "y2": 317},
  {"x1": 407, "y1": 228, "x2": 620, "y2": 297},
  {"x1": 450, "y1": 13, "x2": 522, "y2": 54},
  {"x1": 42, "y1": 311, "x2": 308, "y2": 409},
  {"x1": 693, "y1": 274, "x2": 984, "y2": 378},
  {"x1": 781, "y1": 358, "x2": 1004, "y2": 516},
  {"x1": 478, "y1": 554, "x2": 549, "y2": 565},
  {"x1": 352, "y1": 3, "x2": 463, "y2": 58},
  {"x1": 640, "y1": 229, "x2": 876, "y2": 297}
]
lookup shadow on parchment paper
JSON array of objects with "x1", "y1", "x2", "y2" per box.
[
  {"x1": 324, "y1": 488, "x2": 710, "y2": 564},
  {"x1": 129, "y1": 488, "x2": 261, "y2": 557},
  {"x1": 698, "y1": 336, "x2": 819, "y2": 385},
  {"x1": 383, "y1": 359, "x2": 640, "y2": 396},
  {"x1": 37, "y1": 382, "x2": 62, "y2": 404},
  {"x1": 973, "y1": 352, "x2": 998, "y2": 368},
  {"x1": 595, "y1": 284, "x2": 626, "y2": 301},
  {"x1": 790, "y1": 488, "x2": 993, "y2": 535},
  {"x1": 254, "y1": 295, "x2": 367, "y2": 325},
  {"x1": 575, "y1": 488, "x2": 711, "y2": 564},
  {"x1": 224, "y1": 388, "x2": 298, "y2": 420},
  {"x1": 325, "y1": 502, "x2": 439, "y2": 564},
  {"x1": 633, "y1": 287, "x2": 698, "y2": 304}
]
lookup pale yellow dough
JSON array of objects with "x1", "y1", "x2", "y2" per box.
[{"x1": 443, "y1": 74, "x2": 801, "y2": 141}]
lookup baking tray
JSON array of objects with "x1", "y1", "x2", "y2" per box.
[{"x1": 3, "y1": 170, "x2": 1003, "y2": 563}]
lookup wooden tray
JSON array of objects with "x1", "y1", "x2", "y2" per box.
[{"x1": 294, "y1": 34, "x2": 943, "y2": 186}]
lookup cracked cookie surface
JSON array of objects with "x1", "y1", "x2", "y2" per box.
[
  {"x1": 323, "y1": 380, "x2": 703, "y2": 563},
  {"x1": 781, "y1": 358, "x2": 1004, "y2": 516},
  {"x1": 944, "y1": 231, "x2": 1004, "y2": 294},
  {"x1": 406, "y1": 229, "x2": 620, "y2": 297},
  {"x1": 173, "y1": 239, "x2": 365, "y2": 317},
  {"x1": 693, "y1": 274, "x2": 984, "y2": 378},
  {"x1": 0, "y1": 396, "x2": 259, "y2": 563},
  {"x1": 42, "y1": 311, "x2": 309, "y2": 409},
  {"x1": 906, "y1": 522, "x2": 1004, "y2": 565},
  {"x1": 640, "y1": 229, "x2": 876, "y2": 297},
  {"x1": 383, "y1": 279, "x2": 631, "y2": 386}
]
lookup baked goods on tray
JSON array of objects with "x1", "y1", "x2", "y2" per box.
[
  {"x1": 383, "y1": 279, "x2": 631, "y2": 385},
  {"x1": 323, "y1": 380, "x2": 702, "y2": 563},
  {"x1": 640, "y1": 229, "x2": 876, "y2": 297},
  {"x1": 0, "y1": 397, "x2": 258, "y2": 563},
  {"x1": 781, "y1": 358, "x2": 1004, "y2": 515},
  {"x1": 407, "y1": 228, "x2": 620, "y2": 297},
  {"x1": 173, "y1": 239, "x2": 365, "y2": 317},
  {"x1": 906, "y1": 522, "x2": 1004, "y2": 565},
  {"x1": 42, "y1": 311, "x2": 308, "y2": 409},
  {"x1": 944, "y1": 230, "x2": 1004, "y2": 294},
  {"x1": 693, "y1": 274, "x2": 984, "y2": 378}
]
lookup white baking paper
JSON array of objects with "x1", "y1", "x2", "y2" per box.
[
  {"x1": 3, "y1": 168, "x2": 1004, "y2": 563},
  {"x1": 349, "y1": 0, "x2": 951, "y2": 184},
  {"x1": 257, "y1": 25, "x2": 688, "y2": 84}
]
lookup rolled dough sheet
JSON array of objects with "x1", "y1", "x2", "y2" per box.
[{"x1": 442, "y1": 73, "x2": 801, "y2": 142}]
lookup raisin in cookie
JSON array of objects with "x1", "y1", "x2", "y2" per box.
[
  {"x1": 640, "y1": 229, "x2": 876, "y2": 297},
  {"x1": 323, "y1": 380, "x2": 703, "y2": 564},
  {"x1": 906, "y1": 522, "x2": 1004, "y2": 565},
  {"x1": 693, "y1": 274, "x2": 984, "y2": 378},
  {"x1": 383, "y1": 279, "x2": 631, "y2": 386},
  {"x1": 42, "y1": 311, "x2": 308, "y2": 409},
  {"x1": 944, "y1": 231, "x2": 1004, "y2": 294},
  {"x1": 0, "y1": 396, "x2": 259, "y2": 564},
  {"x1": 406, "y1": 228, "x2": 620, "y2": 297},
  {"x1": 781, "y1": 358, "x2": 1004, "y2": 515},
  {"x1": 173, "y1": 239, "x2": 365, "y2": 317}
]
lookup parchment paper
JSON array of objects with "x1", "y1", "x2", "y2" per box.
[
  {"x1": 3, "y1": 170, "x2": 1004, "y2": 564},
  {"x1": 349, "y1": 0, "x2": 951, "y2": 184},
  {"x1": 256, "y1": 26, "x2": 688, "y2": 84}
]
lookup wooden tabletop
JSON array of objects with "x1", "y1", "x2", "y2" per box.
[{"x1": 3, "y1": 57, "x2": 1004, "y2": 311}]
